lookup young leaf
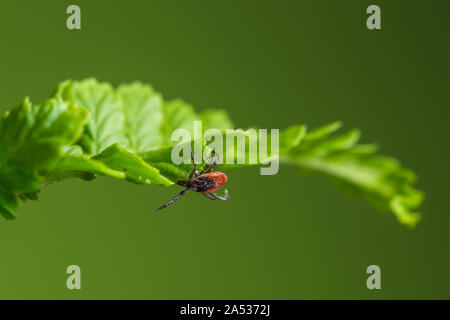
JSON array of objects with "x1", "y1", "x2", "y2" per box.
[
  {"x1": 279, "y1": 125, "x2": 307, "y2": 153},
  {"x1": 160, "y1": 99, "x2": 199, "y2": 146},
  {"x1": 159, "y1": 99, "x2": 234, "y2": 145},
  {"x1": 0, "y1": 78, "x2": 424, "y2": 227},
  {"x1": 201, "y1": 110, "x2": 234, "y2": 132},
  {"x1": 93, "y1": 144, "x2": 173, "y2": 186},
  {"x1": 0, "y1": 97, "x2": 88, "y2": 218},
  {"x1": 117, "y1": 82, "x2": 164, "y2": 152},
  {"x1": 56, "y1": 78, "x2": 128, "y2": 155},
  {"x1": 45, "y1": 155, "x2": 126, "y2": 181},
  {"x1": 284, "y1": 125, "x2": 424, "y2": 228}
]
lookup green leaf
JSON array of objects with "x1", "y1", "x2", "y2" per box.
[
  {"x1": 279, "y1": 125, "x2": 307, "y2": 153},
  {"x1": 48, "y1": 80, "x2": 234, "y2": 186},
  {"x1": 201, "y1": 109, "x2": 234, "y2": 132},
  {"x1": 93, "y1": 144, "x2": 173, "y2": 186},
  {"x1": 159, "y1": 98, "x2": 234, "y2": 144},
  {"x1": 0, "y1": 184, "x2": 18, "y2": 219},
  {"x1": 0, "y1": 78, "x2": 424, "y2": 227},
  {"x1": 0, "y1": 96, "x2": 88, "y2": 218},
  {"x1": 160, "y1": 99, "x2": 199, "y2": 146},
  {"x1": 302, "y1": 121, "x2": 342, "y2": 142},
  {"x1": 284, "y1": 125, "x2": 424, "y2": 228},
  {"x1": 45, "y1": 155, "x2": 126, "y2": 181},
  {"x1": 56, "y1": 78, "x2": 128, "y2": 155},
  {"x1": 117, "y1": 82, "x2": 164, "y2": 152}
]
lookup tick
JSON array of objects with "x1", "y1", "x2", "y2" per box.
[{"x1": 156, "y1": 149, "x2": 230, "y2": 210}]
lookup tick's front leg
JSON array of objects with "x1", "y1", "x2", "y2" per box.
[
  {"x1": 189, "y1": 147, "x2": 198, "y2": 178},
  {"x1": 200, "y1": 151, "x2": 220, "y2": 175}
]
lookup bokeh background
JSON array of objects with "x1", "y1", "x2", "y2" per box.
[{"x1": 0, "y1": 0, "x2": 449, "y2": 299}]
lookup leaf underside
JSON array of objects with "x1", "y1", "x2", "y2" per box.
[{"x1": 0, "y1": 78, "x2": 424, "y2": 227}]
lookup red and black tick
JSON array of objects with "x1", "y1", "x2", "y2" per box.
[{"x1": 156, "y1": 149, "x2": 230, "y2": 210}]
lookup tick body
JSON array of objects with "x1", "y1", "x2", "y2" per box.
[
  {"x1": 156, "y1": 149, "x2": 230, "y2": 211},
  {"x1": 199, "y1": 172, "x2": 227, "y2": 193}
]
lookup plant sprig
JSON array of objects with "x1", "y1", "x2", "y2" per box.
[{"x1": 0, "y1": 78, "x2": 424, "y2": 227}]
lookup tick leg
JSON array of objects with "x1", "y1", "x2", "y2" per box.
[
  {"x1": 200, "y1": 151, "x2": 220, "y2": 175},
  {"x1": 204, "y1": 161, "x2": 219, "y2": 174},
  {"x1": 209, "y1": 189, "x2": 230, "y2": 201},
  {"x1": 189, "y1": 147, "x2": 198, "y2": 178},
  {"x1": 203, "y1": 192, "x2": 216, "y2": 200},
  {"x1": 156, "y1": 188, "x2": 188, "y2": 211}
]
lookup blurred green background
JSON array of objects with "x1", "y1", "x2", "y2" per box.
[{"x1": 0, "y1": 0, "x2": 449, "y2": 299}]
